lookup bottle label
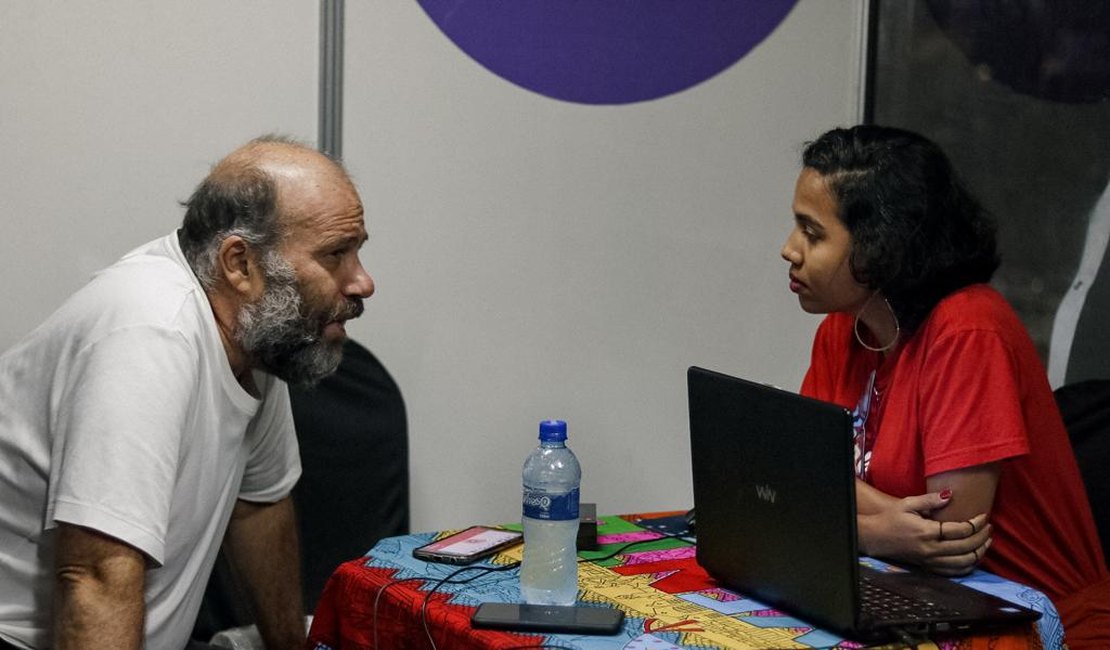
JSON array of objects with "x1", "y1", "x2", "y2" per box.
[{"x1": 522, "y1": 486, "x2": 580, "y2": 521}]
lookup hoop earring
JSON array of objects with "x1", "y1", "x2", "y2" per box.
[{"x1": 854, "y1": 293, "x2": 901, "y2": 353}]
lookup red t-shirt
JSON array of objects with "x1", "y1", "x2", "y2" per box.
[{"x1": 800, "y1": 284, "x2": 1106, "y2": 606}]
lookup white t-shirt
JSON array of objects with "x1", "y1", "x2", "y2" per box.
[{"x1": 0, "y1": 233, "x2": 301, "y2": 649}]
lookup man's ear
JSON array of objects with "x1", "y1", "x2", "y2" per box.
[{"x1": 215, "y1": 236, "x2": 262, "y2": 297}]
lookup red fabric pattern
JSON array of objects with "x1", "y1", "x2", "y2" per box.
[
  {"x1": 308, "y1": 559, "x2": 540, "y2": 650},
  {"x1": 611, "y1": 555, "x2": 714, "y2": 594}
]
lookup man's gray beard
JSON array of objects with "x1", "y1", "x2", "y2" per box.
[{"x1": 235, "y1": 252, "x2": 343, "y2": 386}]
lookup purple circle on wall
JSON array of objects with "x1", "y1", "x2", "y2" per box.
[{"x1": 417, "y1": 0, "x2": 800, "y2": 105}]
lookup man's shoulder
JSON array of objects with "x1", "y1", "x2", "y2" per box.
[
  {"x1": 31, "y1": 235, "x2": 209, "y2": 351},
  {"x1": 104, "y1": 233, "x2": 191, "y2": 284},
  {"x1": 83, "y1": 273, "x2": 195, "y2": 329}
]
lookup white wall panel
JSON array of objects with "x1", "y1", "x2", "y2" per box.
[
  {"x1": 0, "y1": 1, "x2": 318, "y2": 348},
  {"x1": 0, "y1": 0, "x2": 866, "y2": 541},
  {"x1": 341, "y1": 1, "x2": 866, "y2": 532}
]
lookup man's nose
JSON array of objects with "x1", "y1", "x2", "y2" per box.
[{"x1": 346, "y1": 262, "x2": 375, "y2": 299}]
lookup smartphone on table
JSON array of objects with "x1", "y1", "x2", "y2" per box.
[
  {"x1": 411, "y1": 526, "x2": 523, "y2": 565},
  {"x1": 471, "y1": 602, "x2": 624, "y2": 635}
]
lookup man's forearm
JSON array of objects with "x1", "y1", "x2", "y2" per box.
[
  {"x1": 225, "y1": 496, "x2": 305, "y2": 650},
  {"x1": 53, "y1": 524, "x2": 145, "y2": 650}
]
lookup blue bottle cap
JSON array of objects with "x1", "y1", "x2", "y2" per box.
[{"x1": 538, "y1": 419, "x2": 567, "y2": 442}]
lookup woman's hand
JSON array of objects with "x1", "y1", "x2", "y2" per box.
[{"x1": 858, "y1": 491, "x2": 992, "y2": 576}]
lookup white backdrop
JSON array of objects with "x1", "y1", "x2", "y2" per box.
[
  {"x1": 0, "y1": 1, "x2": 866, "y2": 538},
  {"x1": 0, "y1": 1, "x2": 318, "y2": 346},
  {"x1": 341, "y1": 1, "x2": 866, "y2": 532}
]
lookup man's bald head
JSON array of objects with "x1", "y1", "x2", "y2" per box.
[
  {"x1": 216, "y1": 137, "x2": 349, "y2": 193},
  {"x1": 179, "y1": 135, "x2": 352, "y2": 288}
]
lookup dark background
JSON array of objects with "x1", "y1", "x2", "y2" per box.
[{"x1": 869, "y1": 0, "x2": 1110, "y2": 384}]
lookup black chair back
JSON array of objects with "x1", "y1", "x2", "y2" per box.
[
  {"x1": 192, "y1": 338, "x2": 409, "y2": 641},
  {"x1": 1054, "y1": 379, "x2": 1110, "y2": 561},
  {"x1": 291, "y1": 338, "x2": 409, "y2": 611}
]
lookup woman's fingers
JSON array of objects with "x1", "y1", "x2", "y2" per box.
[
  {"x1": 924, "y1": 538, "x2": 993, "y2": 576},
  {"x1": 937, "y1": 513, "x2": 989, "y2": 541},
  {"x1": 901, "y1": 492, "x2": 950, "y2": 515},
  {"x1": 859, "y1": 499, "x2": 992, "y2": 571},
  {"x1": 927, "y1": 522, "x2": 991, "y2": 566}
]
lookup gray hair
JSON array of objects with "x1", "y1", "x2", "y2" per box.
[{"x1": 178, "y1": 135, "x2": 325, "y2": 288}]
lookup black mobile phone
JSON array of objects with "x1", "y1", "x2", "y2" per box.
[
  {"x1": 411, "y1": 526, "x2": 523, "y2": 565},
  {"x1": 471, "y1": 602, "x2": 624, "y2": 635}
]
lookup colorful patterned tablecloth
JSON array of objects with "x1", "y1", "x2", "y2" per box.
[{"x1": 307, "y1": 513, "x2": 1060, "y2": 650}]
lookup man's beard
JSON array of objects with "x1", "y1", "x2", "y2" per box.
[{"x1": 235, "y1": 252, "x2": 363, "y2": 386}]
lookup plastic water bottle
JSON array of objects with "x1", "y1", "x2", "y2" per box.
[{"x1": 520, "y1": 419, "x2": 581, "y2": 605}]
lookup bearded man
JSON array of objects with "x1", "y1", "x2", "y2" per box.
[{"x1": 0, "y1": 136, "x2": 375, "y2": 650}]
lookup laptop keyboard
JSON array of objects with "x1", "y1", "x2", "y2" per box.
[{"x1": 860, "y1": 575, "x2": 963, "y2": 621}]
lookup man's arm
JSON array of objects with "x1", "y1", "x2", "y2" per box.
[
  {"x1": 53, "y1": 524, "x2": 146, "y2": 650},
  {"x1": 224, "y1": 495, "x2": 305, "y2": 650}
]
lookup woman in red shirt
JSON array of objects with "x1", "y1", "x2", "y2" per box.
[{"x1": 782, "y1": 125, "x2": 1108, "y2": 647}]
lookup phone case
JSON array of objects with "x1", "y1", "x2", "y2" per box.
[{"x1": 411, "y1": 526, "x2": 523, "y2": 564}]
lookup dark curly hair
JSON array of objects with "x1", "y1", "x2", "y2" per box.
[{"x1": 802, "y1": 125, "x2": 1000, "y2": 334}]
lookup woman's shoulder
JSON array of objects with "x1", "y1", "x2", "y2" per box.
[
  {"x1": 817, "y1": 311, "x2": 855, "y2": 332},
  {"x1": 813, "y1": 311, "x2": 856, "y2": 346},
  {"x1": 920, "y1": 284, "x2": 1025, "y2": 337}
]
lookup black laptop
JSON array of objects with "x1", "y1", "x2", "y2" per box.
[{"x1": 687, "y1": 366, "x2": 1039, "y2": 643}]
